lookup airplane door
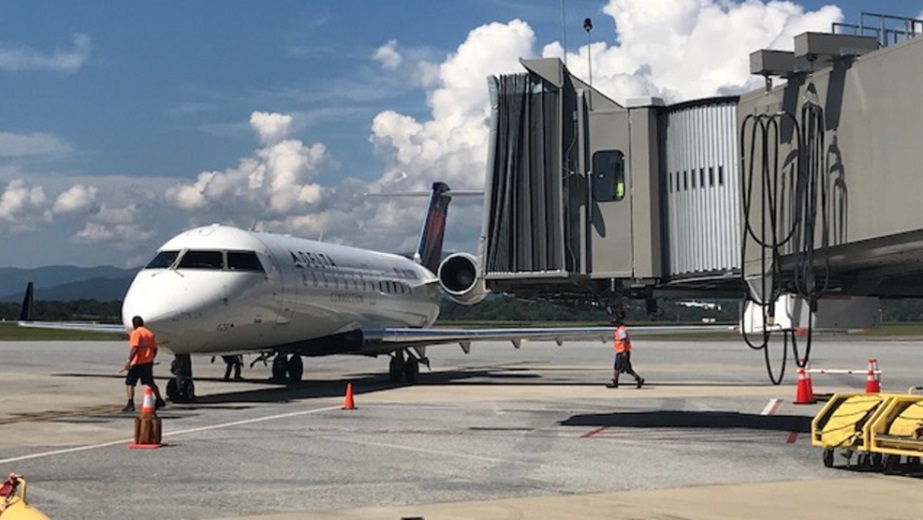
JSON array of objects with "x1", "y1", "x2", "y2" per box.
[{"x1": 268, "y1": 251, "x2": 297, "y2": 325}]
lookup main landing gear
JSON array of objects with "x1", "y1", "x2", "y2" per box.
[
  {"x1": 166, "y1": 354, "x2": 196, "y2": 403},
  {"x1": 270, "y1": 353, "x2": 304, "y2": 383},
  {"x1": 388, "y1": 350, "x2": 420, "y2": 384}
]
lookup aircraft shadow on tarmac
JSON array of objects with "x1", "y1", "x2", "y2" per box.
[
  {"x1": 559, "y1": 410, "x2": 813, "y2": 433},
  {"x1": 54, "y1": 365, "x2": 769, "y2": 407}
]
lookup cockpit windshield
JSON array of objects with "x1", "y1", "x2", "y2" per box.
[
  {"x1": 177, "y1": 250, "x2": 225, "y2": 269},
  {"x1": 146, "y1": 249, "x2": 265, "y2": 272},
  {"x1": 227, "y1": 251, "x2": 265, "y2": 272},
  {"x1": 145, "y1": 250, "x2": 180, "y2": 269}
]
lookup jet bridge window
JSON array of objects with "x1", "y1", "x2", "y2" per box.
[
  {"x1": 177, "y1": 250, "x2": 224, "y2": 269},
  {"x1": 227, "y1": 251, "x2": 265, "y2": 272},
  {"x1": 145, "y1": 250, "x2": 179, "y2": 269},
  {"x1": 591, "y1": 150, "x2": 626, "y2": 202}
]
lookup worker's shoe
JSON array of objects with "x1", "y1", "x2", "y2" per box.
[
  {"x1": 155, "y1": 398, "x2": 166, "y2": 409},
  {"x1": 636, "y1": 377, "x2": 645, "y2": 389},
  {"x1": 122, "y1": 401, "x2": 135, "y2": 413},
  {"x1": 605, "y1": 380, "x2": 618, "y2": 389}
]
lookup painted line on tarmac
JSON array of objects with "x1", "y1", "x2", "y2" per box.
[
  {"x1": 580, "y1": 426, "x2": 609, "y2": 438},
  {"x1": 761, "y1": 398, "x2": 782, "y2": 416},
  {"x1": 760, "y1": 398, "x2": 800, "y2": 444},
  {"x1": 0, "y1": 404, "x2": 342, "y2": 466}
]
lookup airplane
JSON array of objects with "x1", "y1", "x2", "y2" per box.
[{"x1": 19, "y1": 182, "x2": 721, "y2": 402}]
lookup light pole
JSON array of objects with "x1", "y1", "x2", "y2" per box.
[{"x1": 584, "y1": 17, "x2": 593, "y2": 88}]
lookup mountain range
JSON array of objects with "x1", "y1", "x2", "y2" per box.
[{"x1": 0, "y1": 266, "x2": 137, "y2": 302}]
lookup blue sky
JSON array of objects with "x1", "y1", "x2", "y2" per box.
[{"x1": 0, "y1": 0, "x2": 920, "y2": 268}]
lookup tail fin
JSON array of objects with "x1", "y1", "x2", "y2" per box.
[
  {"x1": 19, "y1": 282, "x2": 34, "y2": 322},
  {"x1": 416, "y1": 182, "x2": 452, "y2": 272}
]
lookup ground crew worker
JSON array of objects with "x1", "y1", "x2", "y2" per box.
[
  {"x1": 222, "y1": 355, "x2": 243, "y2": 381},
  {"x1": 122, "y1": 315, "x2": 166, "y2": 412},
  {"x1": 607, "y1": 310, "x2": 645, "y2": 389}
]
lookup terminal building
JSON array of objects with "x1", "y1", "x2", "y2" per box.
[{"x1": 470, "y1": 12, "x2": 923, "y2": 334}]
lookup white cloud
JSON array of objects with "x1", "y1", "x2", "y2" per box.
[
  {"x1": 250, "y1": 111, "x2": 293, "y2": 145},
  {"x1": 52, "y1": 184, "x2": 99, "y2": 214},
  {"x1": 166, "y1": 111, "x2": 333, "y2": 220},
  {"x1": 374, "y1": 40, "x2": 403, "y2": 71},
  {"x1": 0, "y1": 33, "x2": 92, "y2": 72},
  {"x1": 75, "y1": 204, "x2": 155, "y2": 245},
  {"x1": 0, "y1": 132, "x2": 74, "y2": 158},
  {"x1": 544, "y1": 0, "x2": 843, "y2": 103},
  {"x1": 0, "y1": 179, "x2": 47, "y2": 232},
  {"x1": 371, "y1": 20, "x2": 536, "y2": 193}
]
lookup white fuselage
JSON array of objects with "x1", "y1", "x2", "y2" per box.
[{"x1": 121, "y1": 225, "x2": 441, "y2": 355}]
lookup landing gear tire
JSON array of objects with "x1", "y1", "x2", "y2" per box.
[
  {"x1": 168, "y1": 354, "x2": 196, "y2": 403},
  {"x1": 287, "y1": 354, "x2": 304, "y2": 383},
  {"x1": 389, "y1": 352, "x2": 405, "y2": 384},
  {"x1": 271, "y1": 354, "x2": 289, "y2": 382},
  {"x1": 822, "y1": 448, "x2": 834, "y2": 468},
  {"x1": 404, "y1": 356, "x2": 419, "y2": 385},
  {"x1": 166, "y1": 378, "x2": 196, "y2": 403}
]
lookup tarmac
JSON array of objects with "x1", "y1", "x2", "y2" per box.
[{"x1": 1, "y1": 336, "x2": 922, "y2": 519}]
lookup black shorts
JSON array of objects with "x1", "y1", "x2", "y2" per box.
[
  {"x1": 614, "y1": 351, "x2": 633, "y2": 373},
  {"x1": 125, "y1": 362, "x2": 155, "y2": 386}
]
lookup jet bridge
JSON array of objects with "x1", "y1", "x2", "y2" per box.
[{"x1": 478, "y1": 12, "x2": 923, "y2": 309}]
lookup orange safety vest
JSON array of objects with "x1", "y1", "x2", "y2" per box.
[
  {"x1": 129, "y1": 326, "x2": 158, "y2": 365},
  {"x1": 613, "y1": 325, "x2": 631, "y2": 353}
]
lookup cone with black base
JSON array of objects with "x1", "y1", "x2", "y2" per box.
[
  {"x1": 342, "y1": 383, "x2": 356, "y2": 410},
  {"x1": 129, "y1": 386, "x2": 164, "y2": 449}
]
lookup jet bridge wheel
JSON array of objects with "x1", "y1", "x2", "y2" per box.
[{"x1": 287, "y1": 354, "x2": 304, "y2": 383}]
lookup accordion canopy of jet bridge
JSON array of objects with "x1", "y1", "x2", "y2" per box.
[{"x1": 480, "y1": 58, "x2": 743, "y2": 301}]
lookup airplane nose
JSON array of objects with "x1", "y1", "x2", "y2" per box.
[{"x1": 121, "y1": 270, "x2": 231, "y2": 349}]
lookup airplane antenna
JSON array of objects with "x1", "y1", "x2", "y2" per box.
[{"x1": 318, "y1": 231, "x2": 324, "y2": 242}]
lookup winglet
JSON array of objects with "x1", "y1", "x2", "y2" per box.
[{"x1": 19, "y1": 282, "x2": 34, "y2": 322}]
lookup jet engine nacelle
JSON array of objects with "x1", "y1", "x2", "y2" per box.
[{"x1": 437, "y1": 253, "x2": 488, "y2": 305}]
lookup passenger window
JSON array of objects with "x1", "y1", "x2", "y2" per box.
[
  {"x1": 177, "y1": 250, "x2": 224, "y2": 269},
  {"x1": 227, "y1": 251, "x2": 265, "y2": 272},
  {"x1": 591, "y1": 150, "x2": 626, "y2": 202},
  {"x1": 145, "y1": 251, "x2": 179, "y2": 269}
]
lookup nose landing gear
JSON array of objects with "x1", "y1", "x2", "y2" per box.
[{"x1": 166, "y1": 354, "x2": 196, "y2": 403}]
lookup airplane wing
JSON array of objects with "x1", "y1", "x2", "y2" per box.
[
  {"x1": 17, "y1": 320, "x2": 127, "y2": 334},
  {"x1": 364, "y1": 324, "x2": 731, "y2": 353},
  {"x1": 16, "y1": 282, "x2": 127, "y2": 335}
]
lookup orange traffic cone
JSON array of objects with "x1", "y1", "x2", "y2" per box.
[
  {"x1": 794, "y1": 367, "x2": 815, "y2": 404},
  {"x1": 129, "y1": 386, "x2": 163, "y2": 449},
  {"x1": 865, "y1": 359, "x2": 880, "y2": 394},
  {"x1": 342, "y1": 383, "x2": 356, "y2": 410}
]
